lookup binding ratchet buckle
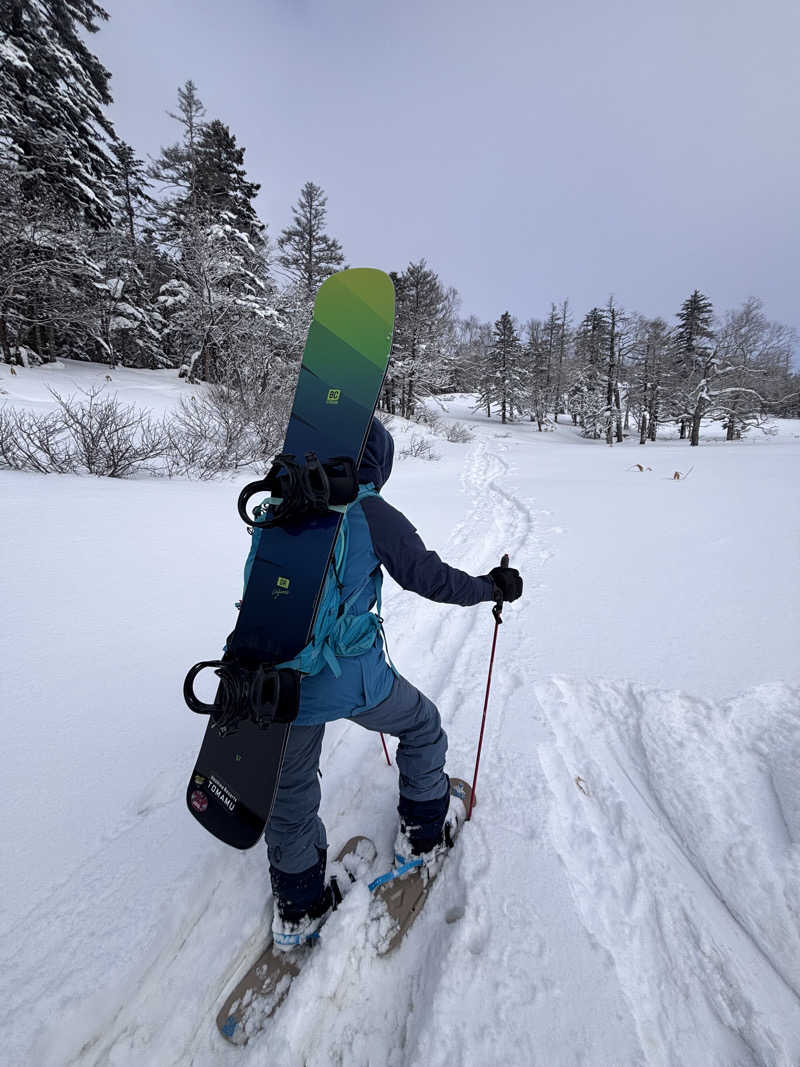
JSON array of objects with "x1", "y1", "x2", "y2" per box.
[
  {"x1": 237, "y1": 453, "x2": 359, "y2": 528},
  {"x1": 183, "y1": 659, "x2": 300, "y2": 736}
]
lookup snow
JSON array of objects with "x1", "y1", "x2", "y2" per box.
[
  {"x1": 0, "y1": 357, "x2": 202, "y2": 414},
  {"x1": 1, "y1": 364, "x2": 799, "y2": 1065}
]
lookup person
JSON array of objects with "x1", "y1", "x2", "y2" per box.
[{"x1": 267, "y1": 417, "x2": 523, "y2": 948}]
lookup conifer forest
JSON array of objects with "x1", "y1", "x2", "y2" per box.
[{"x1": 1, "y1": 0, "x2": 798, "y2": 479}]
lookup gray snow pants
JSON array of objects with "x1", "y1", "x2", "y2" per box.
[{"x1": 266, "y1": 674, "x2": 448, "y2": 874}]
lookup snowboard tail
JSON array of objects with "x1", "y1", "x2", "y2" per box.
[{"x1": 187, "y1": 720, "x2": 292, "y2": 849}]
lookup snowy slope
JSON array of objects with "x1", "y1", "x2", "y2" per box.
[{"x1": 1, "y1": 364, "x2": 799, "y2": 1066}]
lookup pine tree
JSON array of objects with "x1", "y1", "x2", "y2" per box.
[
  {"x1": 478, "y1": 312, "x2": 526, "y2": 424},
  {"x1": 149, "y1": 80, "x2": 207, "y2": 239},
  {"x1": 194, "y1": 119, "x2": 265, "y2": 255},
  {"x1": 89, "y1": 143, "x2": 164, "y2": 369},
  {"x1": 552, "y1": 300, "x2": 571, "y2": 422},
  {"x1": 149, "y1": 83, "x2": 272, "y2": 380},
  {"x1": 673, "y1": 289, "x2": 715, "y2": 444},
  {"x1": 111, "y1": 141, "x2": 154, "y2": 244},
  {"x1": 278, "y1": 182, "x2": 345, "y2": 297},
  {"x1": 603, "y1": 297, "x2": 625, "y2": 445},
  {"x1": 571, "y1": 307, "x2": 610, "y2": 437},
  {"x1": 674, "y1": 289, "x2": 715, "y2": 364},
  {"x1": 0, "y1": 0, "x2": 117, "y2": 226},
  {"x1": 385, "y1": 260, "x2": 455, "y2": 417}
]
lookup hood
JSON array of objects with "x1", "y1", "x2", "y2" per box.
[{"x1": 358, "y1": 417, "x2": 394, "y2": 490}]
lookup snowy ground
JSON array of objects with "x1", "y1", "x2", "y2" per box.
[{"x1": 1, "y1": 362, "x2": 799, "y2": 1066}]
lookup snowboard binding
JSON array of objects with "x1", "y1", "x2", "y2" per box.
[
  {"x1": 183, "y1": 660, "x2": 300, "y2": 736},
  {"x1": 237, "y1": 453, "x2": 359, "y2": 528}
]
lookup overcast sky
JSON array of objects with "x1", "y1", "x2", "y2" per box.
[{"x1": 95, "y1": 0, "x2": 799, "y2": 344}]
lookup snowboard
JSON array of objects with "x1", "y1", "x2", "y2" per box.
[
  {"x1": 217, "y1": 836, "x2": 377, "y2": 1045},
  {"x1": 184, "y1": 269, "x2": 395, "y2": 849},
  {"x1": 369, "y1": 777, "x2": 472, "y2": 955}
]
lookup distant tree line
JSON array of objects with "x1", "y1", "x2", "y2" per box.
[
  {"x1": 466, "y1": 291, "x2": 799, "y2": 444},
  {"x1": 1, "y1": 0, "x2": 797, "y2": 452}
]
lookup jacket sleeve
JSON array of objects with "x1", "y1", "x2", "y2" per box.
[{"x1": 361, "y1": 495, "x2": 496, "y2": 607}]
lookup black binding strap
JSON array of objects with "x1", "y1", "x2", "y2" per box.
[
  {"x1": 183, "y1": 660, "x2": 300, "y2": 736},
  {"x1": 237, "y1": 453, "x2": 359, "y2": 528}
]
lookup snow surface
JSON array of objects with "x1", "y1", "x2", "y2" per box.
[{"x1": 1, "y1": 363, "x2": 799, "y2": 1066}]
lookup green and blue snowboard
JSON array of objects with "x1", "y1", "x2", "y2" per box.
[{"x1": 185, "y1": 268, "x2": 395, "y2": 849}]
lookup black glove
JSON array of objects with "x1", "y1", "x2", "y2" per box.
[{"x1": 488, "y1": 565, "x2": 523, "y2": 602}]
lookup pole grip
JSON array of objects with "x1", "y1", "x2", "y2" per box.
[{"x1": 492, "y1": 553, "x2": 510, "y2": 621}]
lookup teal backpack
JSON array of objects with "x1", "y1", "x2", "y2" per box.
[{"x1": 241, "y1": 484, "x2": 384, "y2": 679}]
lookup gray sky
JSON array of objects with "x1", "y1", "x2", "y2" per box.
[{"x1": 96, "y1": 0, "x2": 799, "y2": 343}]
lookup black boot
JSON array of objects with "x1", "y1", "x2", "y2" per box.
[
  {"x1": 270, "y1": 848, "x2": 327, "y2": 923},
  {"x1": 397, "y1": 780, "x2": 451, "y2": 855}
]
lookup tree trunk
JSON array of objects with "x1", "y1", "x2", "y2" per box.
[
  {"x1": 34, "y1": 319, "x2": 45, "y2": 363},
  {"x1": 648, "y1": 389, "x2": 658, "y2": 440},
  {"x1": 615, "y1": 384, "x2": 623, "y2": 442},
  {"x1": 0, "y1": 315, "x2": 13, "y2": 364},
  {"x1": 726, "y1": 402, "x2": 738, "y2": 441}
]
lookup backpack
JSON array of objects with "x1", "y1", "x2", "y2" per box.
[{"x1": 241, "y1": 484, "x2": 383, "y2": 679}]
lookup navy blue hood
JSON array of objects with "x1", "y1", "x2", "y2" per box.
[{"x1": 358, "y1": 417, "x2": 394, "y2": 489}]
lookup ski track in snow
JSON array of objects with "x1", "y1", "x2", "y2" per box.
[
  {"x1": 539, "y1": 679, "x2": 800, "y2": 1067},
  {"x1": 2, "y1": 375, "x2": 800, "y2": 1066}
]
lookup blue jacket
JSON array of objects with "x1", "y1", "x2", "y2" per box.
[{"x1": 296, "y1": 419, "x2": 495, "y2": 724}]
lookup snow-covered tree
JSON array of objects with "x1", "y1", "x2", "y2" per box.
[
  {"x1": 672, "y1": 289, "x2": 715, "y2": 444},
  {"x1": 570, "y1": 307, "x2": 609, "y2": 436},
  {"x1": 149, "y1": 82, "x2": 273, "y2": 380},
  {"x1": 452, "y1": 315, "x2": 492, "y2": 394},
  {"x1": 148, "y1": 80, "x2": 206, "y2": 233},
  {"x1": 628, "y1": 316, "x2": 671, "y2": 443},
  {"x1": 77, "y1": 141, "x2": 164, "y2": 368},
  {"x1": 111, "y1": 141, "x2": 154, "y2": 244},
  {"x1": 0, "y1": 0, "x2": 117, "y2": 226},
  {"x1": 603, "y1": 298, "x2": 627, "y2": 445},
  {"x1": 384, "y1": 260, "x2": 456, "y2": 417},
  {"x1": 157, "y1": 215, "x2": 275, "y2": 381},
  {"x1": 710, "y1": 298, "x2": 797, "y2": 440},
  {"x1": 550, "y1": 300, "x2": 571, "y2": 422},
  {"x1": 524, "y1": 318, "x2": 550, "y2": 430},
  {"x1": 277, "y1": 181, "x2": 345, "y2": 297},
  {"x1": 0, "y1": 158, "x2": 104, "y2": 364},
  {"x1": 477, "y1": 312, "x2": 526, "y2": 424}
]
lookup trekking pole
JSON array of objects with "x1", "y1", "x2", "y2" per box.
[
  {"x1": 380, "y1": 732, "x2": 392, "y2": 766},
  {"x1": 468, "y1": 553, "x2": 508, "y2": 820}
]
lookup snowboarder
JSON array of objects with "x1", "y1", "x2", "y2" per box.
[{"x1": 267, "y1": 417, "x2": 523, "y2": 948}]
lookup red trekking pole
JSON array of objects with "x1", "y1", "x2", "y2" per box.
[
  {"x1": 379, "y1": 732, "x2": 392, "y2": 765},
  {"x1": 468, "y1": 553, "x2": 508, "y2": 820}
]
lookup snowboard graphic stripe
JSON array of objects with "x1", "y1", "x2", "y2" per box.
[{"x1": 313, "y1": 296, "x2": 393, "y2": 369}]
